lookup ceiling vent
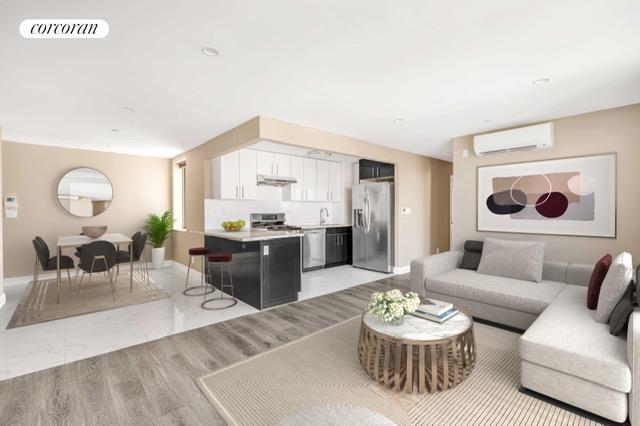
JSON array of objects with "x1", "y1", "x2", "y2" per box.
[{"x1": 473, "y1": 122, "x2": 554, "y2": 156}]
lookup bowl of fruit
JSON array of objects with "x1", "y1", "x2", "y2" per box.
[{"x1": 221, "y1": 220, "x2": 246, "y2": 232}]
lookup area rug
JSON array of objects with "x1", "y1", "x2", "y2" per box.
[
  {"x1": 7, "y1": 272, "x2": 171, "y2": 329},
  {"x1": 197, "y1": 316, "x2": 600, "y2": 425}
]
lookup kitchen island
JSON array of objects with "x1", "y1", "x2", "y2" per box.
[{"x1": 204, "y1": 229, "x2": 302, "y2": 310}]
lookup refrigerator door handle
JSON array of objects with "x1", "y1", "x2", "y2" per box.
[{"x1": 364, "y1": 193, "x2": 371, "y2": 233}]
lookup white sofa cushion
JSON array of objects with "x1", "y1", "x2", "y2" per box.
[
  {"x1": 520, "y1": 285, "x2": 631, "y2": 393},
  {"x1": 426, "y1": 269, "x2": 565, "y2": 315},
  {"x1": 596, "y1": 251, "x2": 634, "y2": 323},
  {"x1": 477, "y1": 238, "x2": 545, "y2": 282}
]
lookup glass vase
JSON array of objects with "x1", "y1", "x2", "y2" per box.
[{"x1": 390, "y1": 316, "x2": 404, "y2": 326}]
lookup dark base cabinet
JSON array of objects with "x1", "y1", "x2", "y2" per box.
[
  {"x1": 204, "y1": 236, "x2": 301, "y2": 310},
  {"x1": 325, "y1": 227, "x2": 352, "y2": 268}
]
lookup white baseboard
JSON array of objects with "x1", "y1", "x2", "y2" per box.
[
  {"x1": 0, "y1": 292, "x2": 5, "y2": 310},
  {"x1": 393, "y1": 265, "x2": 410, "y2": 274}
]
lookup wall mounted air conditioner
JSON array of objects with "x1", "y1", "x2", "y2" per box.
[{"x1": 473, "y1": 122, "x2": 554, "y2": 156}]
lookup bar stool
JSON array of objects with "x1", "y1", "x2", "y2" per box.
[
  {"x1": 202, "y1": 252, "x2": 237, "y2": 310},
  {"x1": 184, "y1": 247, "x2": 215, "y2": 296}
]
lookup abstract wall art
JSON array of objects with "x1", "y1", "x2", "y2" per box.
[{"x1": 477, "y1": 153, "x2": 616, "y2": 237}]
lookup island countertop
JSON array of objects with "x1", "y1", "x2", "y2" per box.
[{"x1": 204, "y1": 229, "x2": 303, "y2": 242}]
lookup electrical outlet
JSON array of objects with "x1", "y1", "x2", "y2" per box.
[{"x1": 462, "y1": 149, "x2": 469, "y2": 158}]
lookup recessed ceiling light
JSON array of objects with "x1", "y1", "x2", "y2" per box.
[
  {"x1": 393, "y1": 118, "x2": 405, "y2": 124},
  {"x1": 201, "y1": 47, "x2": 220, "y2": 57},
  {"x1": 532, "y1": 78, "x2": 551, "y2": 85},
  {"x1": 121, "y1": 106, "x2": 135, "y2": 112},
  {"x1": 111, "y1": 128, "x2": 120, "y2": 133},
  {"x1": 105, "y1": 145, "x2": 111, "y2": 148},
  {"x1": 483, "y1": 119, "x2": 492, "y2": 123}
]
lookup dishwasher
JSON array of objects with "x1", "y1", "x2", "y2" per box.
[{"x1": 302, "y1": 228, "x2": 326, "y2": 271}]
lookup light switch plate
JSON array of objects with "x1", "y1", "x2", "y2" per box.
[
  {"x1": 462, "y1": 149, "x2": 469, "y2": 158},
  {"x1": 401, "y1": 207, "x2": 412, "y2": 215}
]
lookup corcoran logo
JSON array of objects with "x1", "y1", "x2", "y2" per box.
[{"x1": 19, "y1": 19, "x2": 109, "y2": 39}]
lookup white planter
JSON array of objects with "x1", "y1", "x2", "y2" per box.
[{"x1": 151, "y1": 247, "x2": 165, "y2": 269}]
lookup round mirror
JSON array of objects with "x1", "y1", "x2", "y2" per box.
[{"x1": 57, "y1": 168, "x2": 113, "y2": 217}]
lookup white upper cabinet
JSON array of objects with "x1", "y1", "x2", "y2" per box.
[
  {"x1": 238, "y1": 149, "x2": 257, "y2": 199},
  {"x1": 211, "y1": 149, "x2": 256, "y2": 200},
  {"x1": 256, "y1": 151, "x2": 275, "y2": 175},
  {"x1": 285, "y1": 156, "x2": 305, "y2": 201},
  {"x1": 214, "y1": 148, "x2": 345, "y2": 203},
  {"x1": 316, "y1": 160, "x2": 330, "y2": 201},
  {"x1": 328, "y1": 161, "x2": 342, "y2": 202},
  {"x1": 273, "y1": 153, "x2": 291, "y2": 177},
  {"x1": 302, "y1": 158, "x2": 317, "y2": 201}
]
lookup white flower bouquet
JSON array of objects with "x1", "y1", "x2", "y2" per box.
[{"x1": 367, "y1": 289, "x2": 421, "y2": 324}]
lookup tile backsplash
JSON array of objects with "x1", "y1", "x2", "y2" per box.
[{"x1": 204, "y1": 199, "x2": 351, "y2": 229}]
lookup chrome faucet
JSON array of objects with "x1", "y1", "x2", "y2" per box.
[{"x1": 320, "y1": 207, "x2": 329, "y2": 225}]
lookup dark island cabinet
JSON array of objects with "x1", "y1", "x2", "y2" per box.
[
  {"x1": 261, "y1": 237, "x2": 301, "y2": 308},
  {"x1": 325, "y1": 227, "x2": 352, "y2": 267},
  {"x1": 204, "y1": 235, "x2": 301, "y2": 310}
]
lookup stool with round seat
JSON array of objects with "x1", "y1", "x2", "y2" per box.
[
  {"x1": 184, "y1": 247, "x2": 215, "y2": 296},
  {"x1": 202, "y1": 252, "x2": 237, "y2": 310}
]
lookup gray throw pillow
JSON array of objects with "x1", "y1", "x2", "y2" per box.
[
  {"x1": 460, "y1": 240, "x2": 483, "y2": 270},
  {"x1": 596, "y1": 252, "x2": 634, "y2": 323},
  {"x1": 477, "y1": 238, "x2": 545, "y2": 282},
  {"x1": 609, "y1": 281, "x2": 635, "y2": 336}
]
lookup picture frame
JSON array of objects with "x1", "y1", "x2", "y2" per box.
[{"x1": 476, "y1": 153, "x2": 616, "y2": 237}]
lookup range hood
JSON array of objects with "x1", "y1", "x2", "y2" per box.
[{"x1": 256, "y1": 174, "x2": 297, "y2": 187}]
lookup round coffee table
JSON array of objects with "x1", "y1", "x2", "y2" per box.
[{"x1": 357, "y1": 310, "x2": 476, "y2": 394}]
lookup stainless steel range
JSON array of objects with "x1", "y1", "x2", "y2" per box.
[{"x1": 250, "y1": 213, "x2": 302, "y2": 234}]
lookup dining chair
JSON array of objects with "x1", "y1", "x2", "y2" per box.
[
  {"x1": 76, "y1": 240, "x2": 118, "y2": 300},
  {"x1": 115, "y1": 231, "x2": 149, "y2": 285},
  {"x1": 32, "y1": 236, "x2": 75, "y2": 296}
]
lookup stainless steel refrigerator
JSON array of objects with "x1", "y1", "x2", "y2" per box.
[{"x1": 352, "y1": 182, "x2": 394, "y2": 273}]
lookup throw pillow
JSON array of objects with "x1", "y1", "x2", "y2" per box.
[
  {"x1": 460, "y1": 240, "x2": 483, "y2": 270},
  {"x1": 586, "y1": 254, "x2": 613, "y2": 310},
  {"x1": 595, "y1": 252, "x2": 634, "y2": 323},
  {"x1": 609, "y1": 281, "x2": 636, "y2": 336},
  {"x1": 477, "y1": 238, "x2": 545, "y2": 282}
]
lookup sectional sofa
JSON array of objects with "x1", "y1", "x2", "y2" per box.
[{"x1": 410, "y1": 250, "x2": 638, "y2": 424}]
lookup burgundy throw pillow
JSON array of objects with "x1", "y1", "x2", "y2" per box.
[{"x1": 587, "y1": 254, "x2": 613, "y2": 309}]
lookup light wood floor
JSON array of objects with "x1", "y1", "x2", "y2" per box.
[{"x1": 0, "y1": 274, "x2": 410, "y2": 425}]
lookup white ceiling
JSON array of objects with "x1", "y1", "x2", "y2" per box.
[{"x1": 1, "y1": 1, "x2": 639, "y2": 161}]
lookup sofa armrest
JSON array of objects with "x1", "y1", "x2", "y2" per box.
[
  {"x1": 628, "y1": 310, "x2": 640, "y2": 424},
  {"x1": 410, "y1": 250, "x2": 463, "y2": 296}
]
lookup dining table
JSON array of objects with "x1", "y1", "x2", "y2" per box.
[{"x1": 55, "y1": 233, "x2": 134, "y2": 304}]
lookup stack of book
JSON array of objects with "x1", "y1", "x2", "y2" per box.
[{"x1": 412, "y1": 299, "x2": 459, "y2": 323}]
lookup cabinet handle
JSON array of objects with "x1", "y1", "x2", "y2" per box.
[
  {"x1": 242, "y1": 186, "x2": 245, "y2": 198},
  {"x1": 271, "y1": 164, "x2": 274, "y2": 175},
  {"x1": 236, "y1": 186, "x2": 238, "y2": 198},
  {"x1": 276, "y1": 164, "x2": 279, "y2": 175},
  {"x1": 327, "y1": 191, "x2": 329, "y2": 200}
]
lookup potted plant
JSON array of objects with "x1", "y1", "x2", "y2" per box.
[{"x1": 144, "y1": 210, "x2": 173, "y2": 269}]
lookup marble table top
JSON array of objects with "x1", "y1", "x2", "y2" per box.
[{"x1": 362, "y1": 311, "x2": 472, "y2": 341}]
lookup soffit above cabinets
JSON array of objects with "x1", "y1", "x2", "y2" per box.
[{"x1": 249, "y1": 140, "x2": 359, "y2": 164}]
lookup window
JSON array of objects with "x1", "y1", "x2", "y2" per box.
[{"x1": 173, "y1": 160, "x2": 187, "y2": 230}]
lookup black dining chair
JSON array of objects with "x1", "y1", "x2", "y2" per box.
[
  {"x1": 32, "y1": 236, "x2": 75, "y2": 293},
  {"x1": 115, "y1": 232, "x2": 149, "y2": 285},
  {"x1": 76, "y1": 240, "x2": 118, "y2": 300}
]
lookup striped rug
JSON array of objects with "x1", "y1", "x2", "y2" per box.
[
  {"x1": 197, "y1": 316, "x2": 601, "y2": 425},
  {"x1": 7, "y1": 272, "x2": 170, "y2": 328}
]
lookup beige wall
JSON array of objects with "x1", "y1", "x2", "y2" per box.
[
  {"x1": 2, "y1": 142, "x2": 172, "y2": 277},
  {"x1": 0, "y1": 129, "x2": 4, "y2": 301},
  {"x1": 172, "y1": 116, "x2": 452, "y2": 270},
  {"x1": 452, "y1": 103, "x2": 640, "y2": 264}
]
